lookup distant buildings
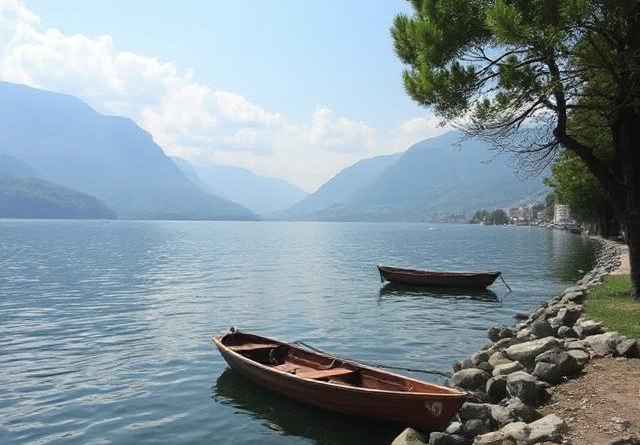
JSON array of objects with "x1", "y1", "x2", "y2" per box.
[
  {"x1": 553, "y1": 204, "x2": 573, "y2": 225},
  {"x1": 509, "y1": 206, "x2": 531, "y2": 225},
  {"x1": 536, "y1": 210, "x2": 548, "y2": 222}
]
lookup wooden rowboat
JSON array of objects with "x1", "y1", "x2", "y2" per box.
[
  {"x1": 212, "y1": 330, "x2": 466, "y2": 431},
  {"x1": 377, "y1": 265, "x2": 501, "y2": 289}
]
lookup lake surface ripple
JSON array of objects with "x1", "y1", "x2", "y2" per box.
[{"x1": 0, "y1": 221, "x2": 595, "y2": 444}]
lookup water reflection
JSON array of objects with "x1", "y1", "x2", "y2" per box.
[
  {"x1": 213, "y1": 369, "x2": 399, "y2": 445},
  {"x1": 378, "y1": 282, "x2": 501, "y2": 303},
  {"x1": 549, "y1": 233, "x2": 596, "y2": 282}
]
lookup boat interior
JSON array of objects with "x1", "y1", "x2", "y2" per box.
[{"x1": 221, "y1": 332, "x2": 455, "y2": 394}]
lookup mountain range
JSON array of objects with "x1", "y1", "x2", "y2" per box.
[
  {"x1": 172, "y1": 157, "x2": 307, "y2": 216},
  {"x1": 0, "y1": 153, "x2": 115, "y2": 219},
  {"x1": 279, "y1": 132, "x2": 548, "y2": 222},
  {"x1": 0, "y1": 81, "x2": 548, "y2": 222},
  {"x1": 0, "y1": 82, "x2": 256, "y2": 220}
]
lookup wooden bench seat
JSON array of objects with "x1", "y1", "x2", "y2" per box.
[
  {"x1": 273, "y1": 362, "x2": 302, "y2": 373},
  {"x1": 296, "y1": 367, "x2": 355, "y2": 380},
  {"x1": 228, "y1": 343, "x2": 279, "y2": 352}
]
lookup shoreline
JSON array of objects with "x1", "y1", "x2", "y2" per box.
[{"x1": 393, "y1": 238, "x2": 636, "y2": 445}]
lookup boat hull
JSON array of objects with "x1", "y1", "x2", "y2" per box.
[
  {"x1": 213, "y1": 334, "x2": 465, "y2": 432},
  {"x1": 378, "y1": 265, "x2": 500, "y2": 289}
]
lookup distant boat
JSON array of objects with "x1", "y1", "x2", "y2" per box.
[
  {"x1": 377, "y1": 265, "x2": 501, "y2": 289},
  {"x1": 213, "y1": 330, "x2": 466, "y2": 431}
]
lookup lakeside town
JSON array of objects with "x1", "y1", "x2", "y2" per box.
[{"x1": 469, "y1": 198, "x2": 581, "y2": 232}]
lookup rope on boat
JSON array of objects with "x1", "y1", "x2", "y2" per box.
[
  {"x1": 499, "y1": 273, "x2": 513, "y2": 292},
  {"x1": 290, "y1": 340, "x2": 452, "y2": 379}
]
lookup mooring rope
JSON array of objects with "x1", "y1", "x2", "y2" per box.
[
  {"x1": 499, "y1": 273, "x2": 513, "y2": 292},
  {"x1": 290, "y1": 340, "x2": 452, "y2": 378}
]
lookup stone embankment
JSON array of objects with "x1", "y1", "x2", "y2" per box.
[{"x1": 392, "y1": 239, "x2": 637, "y2": 445}]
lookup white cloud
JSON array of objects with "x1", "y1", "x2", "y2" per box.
[
  {"x1": 0, "y1": 0, "x2": 449, "y2": 191},
  {"x1": 391, "y1": 116, "x2": 449, "y2": 152}
]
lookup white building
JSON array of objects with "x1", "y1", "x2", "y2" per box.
[{"x1": 553, "y1": 204, "x2": 573, "y2": 225}]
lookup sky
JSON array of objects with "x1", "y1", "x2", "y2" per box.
[{"x1": 0, "y1": 0, "x2": 449, "y2": 192}]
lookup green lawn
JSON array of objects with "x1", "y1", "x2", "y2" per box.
[{"x1": 584, "y1": 275, "x2": 640, "y2": 339}]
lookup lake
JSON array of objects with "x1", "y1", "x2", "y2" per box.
[{"x1": 0, "y1": 221, "x2": 595, "y2": 445}]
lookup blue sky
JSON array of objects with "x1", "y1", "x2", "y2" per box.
[{"x1": 2, "y1": 1, "x2": 446, "y2": 190}]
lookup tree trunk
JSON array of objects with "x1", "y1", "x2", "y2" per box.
[
  {"x1": 612, "y1": 108, "x2": 640, "y2": 300},
  {"x1": 624, "y1": 216, "x2": 640, "y2": 300}
]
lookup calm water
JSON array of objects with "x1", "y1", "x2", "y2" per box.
[{"x1": 0, "y1": 221, "x2": 595, "y2": 445}]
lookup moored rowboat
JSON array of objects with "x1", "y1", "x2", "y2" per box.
[
  {"x1": 377, "y1": 265, "x2": 501, "y2": 289},
  {"x1": 212, "y1": 330, "x2": 466, "y2": 431}
]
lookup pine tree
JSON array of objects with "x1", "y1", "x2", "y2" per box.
[{"x1": 392, "y1": 0, "x2": 640, "y2": 299}]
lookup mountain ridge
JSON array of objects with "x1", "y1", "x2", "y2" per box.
[
  {"x1": 0, "y1": 82, "x2": 257, "y2": 220},
  {"x1": 188, "y1": 160, "x2": 307, "y2": 216},
  {"x1": 0, "y1": 153, "x2": 116, "y2": 219},
  {"x1": 279, "y1": 132, "x2": 548, "y2": 222}
]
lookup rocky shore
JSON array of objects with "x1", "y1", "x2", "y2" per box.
[{"x1": 392, "y1": 238, "x2": 637, "y2": 445}]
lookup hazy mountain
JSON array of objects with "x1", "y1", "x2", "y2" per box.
[
  {"x1": 0, "y1": 153, "x2": 115, "y2": 219},
  {"x1": 189, "y1": 161, "x2": 307, "y2": 216},
  {"x1": 280, "y1": 152, "x2": 402, "y2": 219},
  {"x1": 170, "y1": 156, "x2": 213, "y2": 193},
  {"x1": 0, "y1": 153, "x2": 40, "y2": 178},
  {"x1": 0, "y1": 82, "x2": 257, "y2": 220},
  {"x1": 286, "y1": 132, "x2": 548, "y2": 222}
]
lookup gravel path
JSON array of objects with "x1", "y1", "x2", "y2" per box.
[{"x1": 541, "y1": 357, "x2": 640, "y2": 445}]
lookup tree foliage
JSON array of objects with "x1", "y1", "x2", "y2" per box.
[
  {"x1": 392, "y1": 0, "x2": 640, "y2": 298},
  {"x1": 469, "y1": 208, "x2": 509, "y2": 225},
  {"x1": 545, "y1": 151, "x2": 615, "y2": 230}
]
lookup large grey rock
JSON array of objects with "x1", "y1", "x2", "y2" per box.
[
  {"x1": 488, "y1": 325, "x2": 514, "y2": 342},
  {"x1": 544, "y1": 306, "x2": 559, "y2": 318},
  {"x1": 565, "y1": 339, "x2": 588, "y2": 351},
  {"x1": 532, "y1": 361, "x2": 562, "y2": 384},
  {"x1": 453, "y1": 358, "x2": 475, "y2": 372},
  {"x1": 473, "y1": 431, "x2": 514, "y2": 445},
  {"x1": 428, "y1": 432, "x2": 465, "y2": 445},
  {"x1": 506, "y1": 371, "x2": 547, "y2": 405},
  {"x1": 450, "y1": 368, "x2": 491, "y2": 392},
  {"x1": 459, "y1": 402, "x2": 495, "y2": 423},
  {"x1": 492, "y1": 361, "x2": 524, "y2": 377},
  {"x1": 574, "y1": 319, "x2": 603, "y2": 337},
  {"x1": 490, "y1": 336, "x2": 526, "y2": 354},
  {"x1": 567, "y1": 349, "x2": 590, "y2": 366},
  {"x1": 490, "y1": 404, "x2": 515, "y2": 427},
  {"x1": 556, "y1": 325, "x2": 577, "y2": 339},
  {"x1": 505, "y1": 337, "x2": 559, "y2": 366},
  {"x1": 505, "y1": 397, "x2": 541, "y2": 423},
  {"x1": 445, "y1": 421, "x2": 463, "y2": 435},
  {"x1": 555, "y1": 307, "x2": 581, "y2": 326},
  {"x1": 464, "y1": 418, "x2": 492, "y2": 437},
  {"x1": 392, "y1": 427, "x2": 427, "y2": 445},
  {"x1": 585, "y1": 332, "x2": 624, "y2": 356},
  {"x1": 500, "y1": 421, "x2": 531, "y2": 443},
  {"x1": 486, "y1": 375, "x2": 508, "y2": 403},
  {"x1": 530, "y1": 318, "x2": 554, "y2": 338},
  {"x1": 616, "y1": 339, "x2": 639, "y2": 358},
  {"x1": 561, "y1": 285, "x2": 587, "y2": 296},
  {"x1": 472, "y1": 350, "x2": 491, "y2": 366},
  {"x1": 477, "y1": 361, "x2": 494, "y2": 373},
  {"x1": 527, "y1": 414, "x2": 567, "y2": 443},
  {"x1": 560, "y1": 290, "x2": 585, "y2": 305},
  {"x1": 515, "y1": 328, "x2": 534, "y2": 341},
  {"x1": 488, "y1": 351, "x2": 511, "y2": 367},
  {"x1": 537, "y1": 349, "x2": 579, "y2": 375},
  {"x1": 533, "y1": 349, "x2": 580, "y2": 383}
]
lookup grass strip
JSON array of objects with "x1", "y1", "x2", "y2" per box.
[{"x1": 584, "y1": 275, "x2": 639, "y2": 339}]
